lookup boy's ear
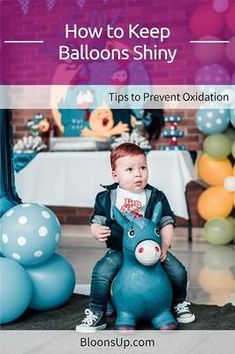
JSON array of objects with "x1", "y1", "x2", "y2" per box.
[{"x1": 112, "y1": 170, "x2": 118, "y2": 182}]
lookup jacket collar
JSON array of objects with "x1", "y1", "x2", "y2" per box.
[
  {"x1": 100, "y1": 183, "x2": 158, "y2": 192},
  {"x1": 100, "y1": 183, "x2": 118, "y2": 190}
]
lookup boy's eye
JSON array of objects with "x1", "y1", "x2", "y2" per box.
[
  {"x1": 126, "y1": 167, "x2": 133, "y2": 172},
  {"x1": 141, "y1": 166, "x2": 146, "y2": 170}
]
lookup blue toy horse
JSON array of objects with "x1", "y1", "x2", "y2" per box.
[{"x1": 111, "y1": 202, "x2": 177, "y2": 330}]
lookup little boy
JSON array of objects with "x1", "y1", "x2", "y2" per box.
[{"x1": 76, "y1": 143, "x2": 195, "y2": 332}]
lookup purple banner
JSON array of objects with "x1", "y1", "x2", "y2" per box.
[{"x1": 1, "y1": 0, "x2": 235, "y2": 85}]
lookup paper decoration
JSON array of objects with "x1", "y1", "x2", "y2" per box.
[
  {"x1": 47, "y1": 0, "x2": 56, "y2": 11},
  {"x1": 76, "y1": 0, "x2": 86, "y2": 8},
  {"x1": 18, "y1": 0, "x2": 30, "y2": 14},
  {"x1": 16, "y1": 0, "x2": 89, "y2": 14}
]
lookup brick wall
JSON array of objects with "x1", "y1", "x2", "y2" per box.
[{"x1": 12, "y1": 108, "x2": 204, "y2": 150}]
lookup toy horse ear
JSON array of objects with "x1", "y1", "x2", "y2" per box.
[
  {"x1": 151, "y1": 202, "x2": 162, "y2": 225},
  {"x1": 113, "y1": 207, "x2": 129, "y2": 228}
]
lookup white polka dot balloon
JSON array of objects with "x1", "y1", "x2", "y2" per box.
[
  {"x1": 0, "y1": 203, "x2": 61, "y2": 266},
  {"x1": 195, "y1": 106, "x2": 230, "y2": 135},
  {"x1": 229, "y1": 105, "x2": 235, "y2": 128}
]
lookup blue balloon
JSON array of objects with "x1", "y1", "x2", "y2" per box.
[
  {"x1": 230, "y1": 106, "x2": 235, "y2": 128},
  {"x1": 0, "y1": 257, "x2": 32, "y2": 324},
  {"x1": 25, "y1": 253, "x2": 76, "y2": 310},
  {"x1": 196, "y1": 107, "x2": 230, "y2": 134},
  {"x1": 0, "y1": 203, "x2": 61, "y2": 266}
]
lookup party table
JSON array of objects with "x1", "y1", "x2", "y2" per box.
[{"x1": 15, "y1": 150, "x2": 195, "y2": 219}]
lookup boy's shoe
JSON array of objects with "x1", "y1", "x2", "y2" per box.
[
  {"x1": 173, "y1": 301, "x2": 195, "y2": 324},
  {"x1": 76, "y1": 308, "x2": 107, "y2": 333}
]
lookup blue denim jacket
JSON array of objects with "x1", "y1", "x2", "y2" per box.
[{"x1": 90, "y1": 183, "x2": 175, "y2": 251}]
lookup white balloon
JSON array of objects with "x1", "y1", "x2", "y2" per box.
[{"x1": 224, "y1": 176, "x2": 235, "y2": 192}]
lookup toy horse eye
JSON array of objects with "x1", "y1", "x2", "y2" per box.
[
  {"x1": 154, "y1": 228, "x2": 160, "y2": 237},
  {"x1": 128, "y1": 229, "x2": 135, "y2": 238}
]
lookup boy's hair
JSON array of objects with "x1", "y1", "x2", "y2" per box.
[{"x1": 110, "y1": 143, "x2": 145, "y2": 171}]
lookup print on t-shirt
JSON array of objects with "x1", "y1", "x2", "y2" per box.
[{"x1": 120, "y1": 198, "x2": 143, "y2": 218}]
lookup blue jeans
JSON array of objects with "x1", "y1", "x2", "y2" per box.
[{"x1": 89, "y1": 249, "x2": 187, "y2": 312}]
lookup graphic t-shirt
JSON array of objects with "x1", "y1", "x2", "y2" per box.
[{"x1": 115, "y1": 186, "x2": 146, "y2": 218}]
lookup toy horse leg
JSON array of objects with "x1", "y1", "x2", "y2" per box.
[
  {"x1": 151, "y1": 310, "x2": 177, "y2": 330},
  {"x1": 115, "y1": 311, "x2": 136, "y2": 330}
]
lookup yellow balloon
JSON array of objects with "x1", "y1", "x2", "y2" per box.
[
  {"x1": 197, "y1": 153, "x2": 233, "y2": 185},
  {"x1": 197, "y1": 186, "x2": 233, "y2": 220},
  {"x1": 232, "y1": 159, "x2": 235, "y2": 206}
]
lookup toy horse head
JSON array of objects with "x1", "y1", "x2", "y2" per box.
[{"x1": 113, "y1": 202, "x2": 162, "y2": 266}]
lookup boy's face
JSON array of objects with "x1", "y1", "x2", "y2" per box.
[{"x1": 112, "y1": 154, "x2": 148, "y2": 192}]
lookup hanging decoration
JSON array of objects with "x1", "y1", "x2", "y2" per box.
[
  {"x1": 17, "y1": 0, "x2": 30, "y2": 14},
  {"x1": 159, "y1": 115, "x2": 186, "y2": 151},
  {"x1": 16, "y1": 0, "x2": 89, "y2": 14},
  {"x1": 47, "y1": 0, "x2": 56, "y2": 11},
  {"x1": 76, "y1": 0, "x2": 86, "y2": 8}
]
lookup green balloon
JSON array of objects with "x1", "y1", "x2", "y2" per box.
[
  {"x1": 224, "y1": 128, "x2": 235, "y2": 143},
  {"x1": 232, "y1": 141, "x2": 235, "y2": 159},
  {"x1": 203, "y1": 245, "x2": 235, "y2": 271},
  {"x1": 203, "y1": 134, "x2": 232, "y2": 159},
  {"x1": 203, "y1": 217, "x2": 234, "y2": 245},
  {"x1": 227, "y1": 216, "x2": 235, "y2": 238}
]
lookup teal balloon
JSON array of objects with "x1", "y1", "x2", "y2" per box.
[
  {"x1": 224, "y1": 127, "x2": 235, "y2": 142},
  {"x1": 203, "y1": 245, "x2": 235, "y2": 271},
  {"x1": 230, "y1": 107, "x2": 235, "y2": 128},
  {"x1": 0, "y1": 203, "x2": 61, "y2": 266},
  {"x1": 203, "y1": 217, "x2": 234, "y2": 245},
  {"x1": 196, "y1": 108, "x2": 230, "y2": 135},
  {"x1": 203, "y1": 134, "x2": 232, "y2": 159},
  {"x1": 0, "y1": 257, "x2": 32, "y2": 324},
  {"x1": 25, "y1": 253, "x2": 76, "y2": 310},
  {"x1": 232, "y1": 141, "x2": 235, "y2": 158}
]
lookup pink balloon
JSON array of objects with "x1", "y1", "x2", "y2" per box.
[
  {"x1": 225, "y1": 3, "x2": 235, "y2": 33},
  {"x1": 213, "y1": 0, "x2": 229, "y2": 13},
  {"x1": 193, "y1": 36, "x2": 225, "y2": 64},
  {"x1": 190, "y1": 5, "x2": 225, "y2": 37},
  {"x1": 231, "y1": 71, "x2": 235, "y2": 84},
  {"x1": 225, "y1": 37, "x2": 235, "y2": 65},
  {"x1": 195, "y1": 64, "x2": 231, "y2": 85}
]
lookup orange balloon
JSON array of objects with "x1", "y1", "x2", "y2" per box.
[
  {"x1": 198, "y1": 268, "x2": 234, "y2": 294},
  {"x1": 208, "y1": 293, "x2": 231, "y2": 306},
  {"x1": 197, "y1": 153, "x2": 233, "y2": 185},
  {"x1": 197, "y1": 186, "x2": 233, "y2": 220}
]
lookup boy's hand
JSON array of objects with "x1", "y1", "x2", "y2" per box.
[
  {"x1": 160, "y1": 241, "x2": 169, "y2": 262},
  {"x1": 91, "y1": 223, "x2": 111, "y2": 242}
]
